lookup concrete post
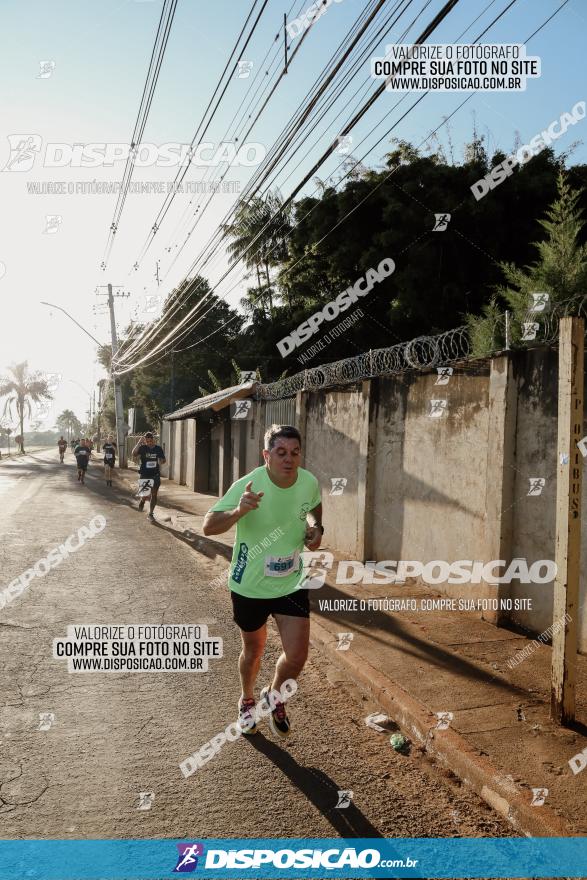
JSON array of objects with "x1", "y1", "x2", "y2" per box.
[
  {"x1": 356, "y1": 380, "x2": 375, "y2": 560},
  {"x1": 232, "y1": 419, "x2": 248, "y2": 481},
  {"x1": 179, "y1": 420, "x2": 187, "y2": 486},
  {"x1": 195, "y1": 419, "x2": 211, "y2": 493},
  {"x1": 159, "y1": 419, "x2": 170, "y2": 479},
  {"x1": 168, "y1": 421, "x2": 175, "y2": 481},
  {"x1": 551, "y1": 316, "x2": 583, "y2": 724},
  {"x1": 482, "y1": 354, "x2": 518, "y2": 624},
  {"x1": 186, "y1": 419, "x2": 197, "y2": 490},
  {"x1": 295, "y1": 391, "x2": 308, "y2": 467},
  {"x1": 218, "y1": 418, "x2": 232, "y2": 495}
]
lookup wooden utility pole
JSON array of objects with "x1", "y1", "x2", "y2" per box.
[{"x1": 551, "y1": 316, "x2": 583, "y2": 724}]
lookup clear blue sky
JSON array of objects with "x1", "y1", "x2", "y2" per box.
[{"x1": 0, "y1": 0, "x2": 584, "y2": 426}]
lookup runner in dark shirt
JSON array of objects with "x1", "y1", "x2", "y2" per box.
[
  {"x1": 57, "y1": 436, "x2": 67, "y2": 463},
  {"x1": 102, "y1": 434, "x2": 117, "y2": 487},
  {"x1": 131, "y1": 432, "x2": 166, "y2": 520},
  {"x1": 74, "y1": 438, "x2": 91, "y2": 485}
]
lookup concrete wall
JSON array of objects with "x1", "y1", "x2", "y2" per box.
[
  {"x1": 508, "y1": 348, "x2": 587, "y2": 651},
  {"x1": 162, "y1": 349, "x2": 587, "y2": 650},
  {"x1": 370, "y1": 368, "x2": 490, "y2": 598},
  {"x1": 304, "y1": 386, "x2": 365, "y2": 557}
]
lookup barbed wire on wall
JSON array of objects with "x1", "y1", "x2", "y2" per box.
[
  {"x1": 518, "y1": 294, "x2": 587, "y2": 347},
  {"x1": 256, "y1": 324, "x2": 471, "y2": 401},
  {"x1": 256, "y1": 294, "x2": 587, "y2": 402}
]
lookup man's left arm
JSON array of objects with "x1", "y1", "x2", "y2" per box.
[{"x1": 157, "y1": 447, "x2": 166, "y2": 465}]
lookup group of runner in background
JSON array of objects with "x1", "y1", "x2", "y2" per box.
[
  {"x1": 56, "y1": 431, "x2": 165, "y2": 520},
  {"x1": 57, "y1": 434, "x2": 117, "y2": 487}
]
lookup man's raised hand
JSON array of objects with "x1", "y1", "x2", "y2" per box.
[{"x1": 237, "y1": 480, "x2": 264, "y2": 516}]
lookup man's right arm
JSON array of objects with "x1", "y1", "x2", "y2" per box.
[
  {"x1": 202, "y1": 508, "x2": 243, "y2": 536},
  {"x1": 131, "y1": 437, "x2": 144, "y2": 458}
]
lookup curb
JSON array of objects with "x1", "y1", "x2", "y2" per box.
[{"x1": 310, "y1": 616, "x2": 572, "y2": 838}]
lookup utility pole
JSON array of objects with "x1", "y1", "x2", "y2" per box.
[
  {"x1": 104, "y1": 283, "x2": 130, "y2": 467},
  {"x1": 96, "y1": 382, "x2": 103, "y2": 451}
]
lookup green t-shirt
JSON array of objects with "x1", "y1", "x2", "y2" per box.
[{"x1": 212, "y1": 465, "x2": 321, "y2": 598}]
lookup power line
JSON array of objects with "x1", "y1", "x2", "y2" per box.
[
  {"x1": 116, "y1": 0, "x2": 555, "y2": 375},
  {"x1": 115, "y1": 0, "x2": 362, "y2": 364},
  {"x1": 113, "y1": 0, "x2": 284, "y2": 362},
  {"x1": 162, "y1": 0, "x2": 303, "y2": 256},
  {"x1": 114, "y1": 0, "x2": 401, "y2": 364},
  {"x1": 164, "y1": 0, "x2": 403, "y2": 279},
  {"x1": 131, "y1": 0, "x2": 380, "y2": 286},
  {"x1": 130, "y1": 0, "x2": 272, "y2": 269},
  {"x1": 113, "y1": 0, "x2": 466, "y2": 372},
  {"x1": 102, "y1": 0, "x2": 179, "y2": 268}
]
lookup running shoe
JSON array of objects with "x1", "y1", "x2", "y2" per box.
[
  {"x1": 148, "y1": 512, "x2": 155, "y2": 521},
  {"x1": 260, "y1": 686, "x2": 291, "y2": 738},
  {"x1": 237, "y1": 697, "x2": 258, "y2": 735},
  {"x1": 138, "y1": 499, "x2": 145, "y2": 511}
]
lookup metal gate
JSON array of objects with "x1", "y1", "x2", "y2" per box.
[{"x1": 263, "y1": 398, "x2": 296, "y2": 428}]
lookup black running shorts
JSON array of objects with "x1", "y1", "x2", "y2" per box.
[{"x1": 231, "y1": 589, "x2": 310, "y2": 632}]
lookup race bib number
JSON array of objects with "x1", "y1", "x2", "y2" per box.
[
  {"x1": 146, "y1": 460, "x2": 157, "y2": 468},
  {"x1": 137, "y1": 478, "x2": 154, "y2": 497},
  {"x1": 264, "y1": 551, "x2": 299, "y2": 578},
  {"x1": 105, "y1": 454, "x2": 113, "y2": 461}
]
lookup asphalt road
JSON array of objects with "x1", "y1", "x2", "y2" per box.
[{"x1": 0, "y1": 449, "x2": 513, "y2": 842}]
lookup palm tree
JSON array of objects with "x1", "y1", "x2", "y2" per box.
[
  {"x1": 222, "y1": 189, "x2": 293, "y2": 319},
  {"x1": 0, "y1": 362, "x2": 52, "y2": 453},
  {"x1": 56, "y1": 409, "x2": 82, "y2": 441}
]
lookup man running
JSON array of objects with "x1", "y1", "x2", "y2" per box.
[
  {"x1": 102, "y1": 434, "x2": 117, "y2": 487},
  {"x1": 57, "y1": 436, "x2": 67, "y2": 463},
  {"x1": 131, "y1": 432, "x2": 166, "y2": 520},
  {"x1": 202, "y1": 424, "x2": 323, "y2": 740},
  {"x1": 74, "y1": 438, "x2": 91, "y2": 484}
]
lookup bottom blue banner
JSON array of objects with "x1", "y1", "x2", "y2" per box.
[{"x1": 0, "y1": 837, "x2": 586, "y2": 878}]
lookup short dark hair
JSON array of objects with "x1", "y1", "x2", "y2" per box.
[
  {"x1": 145, "y1": 431, "x2": 154, "y2": 439},
  {"x1": 264, "y1": 424, "x2": 301, "y2": 451}
]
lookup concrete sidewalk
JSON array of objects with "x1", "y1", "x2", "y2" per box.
[{"x1": 115, "y1": 467, "x2": 587, "y2": 837}]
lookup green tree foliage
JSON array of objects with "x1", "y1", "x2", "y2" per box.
[
  {"x1": 125, "y1": 276, "x2": 241, "y2": 423},
  {"x1": 222, "y1": 189, "x2": 293, "y2": 320},
  {"x1": 467, "y1": 171, "x2": 587, "y2": 355},
  {"x1": 114, "y1": 138, "x2": 586, "y2": 402}
]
